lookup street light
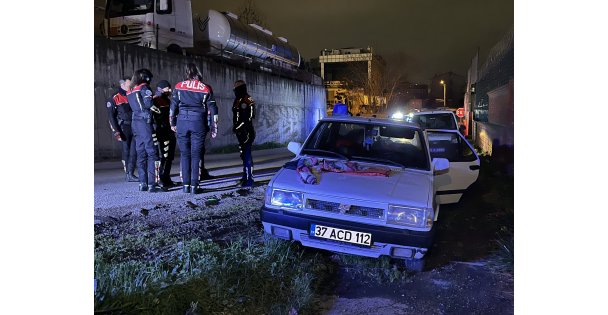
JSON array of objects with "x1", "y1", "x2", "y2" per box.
[{"x1": 440, "y1": 80, "x2": 446, "y2": 107}]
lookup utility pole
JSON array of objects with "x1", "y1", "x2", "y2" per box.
[{"x1": 440, "y1": 80, "x2": 446, "y2": 107}]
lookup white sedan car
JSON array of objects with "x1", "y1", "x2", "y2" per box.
[
  {"x1": 410, "y1": 110, "x2": 459, "y2": 130},
  {"x1": 261, "y1": 116, "x2": 479, "y2": 271}
]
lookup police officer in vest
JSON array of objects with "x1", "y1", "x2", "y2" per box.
[
  {"x1": 127, "y1": 69, "x2": 164, "y2": 192},
  {"x1": 170, "y1": 63, "x2": 218, "y2": 194},
  {"x1": 107, "y1": 76, "x2": 137, "y2": 182},
  {"x1": 152, "y1": 80, "x2": 177, "y2": 187},
  {"x1": 332, "y1": 95, "x2": 351, "y2": 116},
  {"x1": 232, "y1": 80, "x2": 256, "y2": 187}
]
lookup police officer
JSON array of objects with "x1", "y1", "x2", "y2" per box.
[
  {"x1": 107, "y1": 76, "x2": 137, "y2": 182},
  {"x1": 152, "y1": 80, "x2": 177, "y2": 187},
  {"x1": 127, "y1": 69, "x2": 164, "y2": 193},
  {"x1": 232, "y1": 80, "x2": 256, "y2": 187},
  {"x1": 332, "y1": 95, "x2": 351, "y2": 116},
  {"x1": 170, "y1": 63, "x2": 218, "y2": 194}
]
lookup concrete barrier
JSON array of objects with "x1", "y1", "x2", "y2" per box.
[{"x1": 94, "y1": 36, "x2": 326, "y2": 160}]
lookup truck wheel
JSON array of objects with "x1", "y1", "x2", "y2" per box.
[
  {"x1": 167, "y1": 44, "x2": 183, "y2": 55},
  {"x1": 404, "y1": 258, "x2": 425, "y2": 272}
]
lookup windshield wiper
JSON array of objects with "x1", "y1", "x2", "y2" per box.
[
  {"x1": 350, "y1": 156, "x2": 406, "y2": 168},
  {"x1": 301, "y1": 149, "x2": 350, "y2": 160}
]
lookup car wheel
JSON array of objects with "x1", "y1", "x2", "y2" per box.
[{"x1": 404, "y1": 258, "x2": 425, "y2": 272}]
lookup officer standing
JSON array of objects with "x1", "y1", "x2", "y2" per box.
[
  {"x1": 170, "y1": 63, "x2": 218, "y2": 194},
  {"x1": 107, "y1": 76, "x2": 137, "y2": 182},
  {"x1": 152, "y1": 80, "x2": 177, "y2": 187},
  {"x1": 127, "y1": 69, "x2": 164, "y2": 193},
  {"x1": 332, "y1": 95, "x2": 351, "y2": 116},
  {"x1": 232, "y1": 80, "x2": 256, "y2": 187}
]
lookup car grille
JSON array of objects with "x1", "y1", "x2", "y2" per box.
[{"x1": 306, "y1": 199, "x2": 384, "y2": 219}]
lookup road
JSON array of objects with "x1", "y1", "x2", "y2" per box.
[{"x1": 94, "y1": 147, "x2": 293, "y2": 218}]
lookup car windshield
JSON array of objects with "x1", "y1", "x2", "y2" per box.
[
  {"x1": 301, "y1": 121, "x2": 430, "y2": 171},
  {"x1": 106, "y1": 0, "x2": 154, "y2": 18},
  {"x1": 412, "y1": 113, "x2": 457, "y2": 130}
]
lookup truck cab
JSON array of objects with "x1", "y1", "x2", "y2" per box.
[{"x1": 103, "y1": 0, "x2": 193, "y2": 53}]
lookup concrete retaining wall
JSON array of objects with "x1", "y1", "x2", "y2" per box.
[{"x1": 94, "y1": 36, "x2": 326, "y2": 160}]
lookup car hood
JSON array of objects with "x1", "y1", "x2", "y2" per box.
[{"x1": 270, "y1": 167, "x2": 432, "y2": 208}]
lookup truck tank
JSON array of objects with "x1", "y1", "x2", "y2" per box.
[{"x1": 192, "y1": 10, "x2": 301, "y2": 68}]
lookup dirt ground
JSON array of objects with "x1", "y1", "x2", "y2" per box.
[{"x1": 94, "y1": 157, "x2": 513, "y2": 314}]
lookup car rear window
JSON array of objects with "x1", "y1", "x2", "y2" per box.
[{"x1": 413, "y1": 113, "x2": 457, "y2": 130}]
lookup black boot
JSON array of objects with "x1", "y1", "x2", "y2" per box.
[
  {"x1": 191, "y1": 185, "x2": 204, "y2": 194},
  {"x1": 237, "y1": 167, "x2": 247, "y2": 185},
  {"x1": 149, "y1": 184, "x2": 166, "y2": 193},
  {"x1": 138, "y1": 183, "x2": 148, "y2": 191},
  {"x1": 161, "y1": 176, "x2": 176, "y2": 188},
  {"x1": 241, "y1": 166, "x2": 254, "y2": 187},
  {"x1": 160, "y1": 160, "x2": 175, "y2": 187},
  {"x1": 200, "y1": 168, "x2": 216, "y2": 180},
  {"x1": 183, "y1": 185, "x2": 191, "y2": 193},
  {"x1": 126, "y1": 172, "x2": 139, "y2": 182}
]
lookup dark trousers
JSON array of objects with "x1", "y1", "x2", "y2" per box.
[
  {"x1": 120, "y1": 122, "x2": 136, "y2": 174},
  {"x1": 132, "y1": 119, "x2": 160, "y2": 186},
  {"x1": 236, "y1": 128, "x2": 255, "y2": 178},
  {"x1": 155, "y1": 126, "x2": 176, "y2": 183},
  {"x1": 176, "y1": 116, "x2": 207, "y2": 187}
]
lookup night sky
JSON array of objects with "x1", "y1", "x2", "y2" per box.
[
  {"x1": 94, "y1": 0, "x2": 513, "y2": 82},
  {"x1": 193, "y1": 0, "x2": 513, "y2": 82}
]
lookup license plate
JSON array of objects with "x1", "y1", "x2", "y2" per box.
[{"x1": 310, "y1": 224, "x2": 372, "y2": 246}]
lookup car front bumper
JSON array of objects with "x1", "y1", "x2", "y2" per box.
[{"x1": 260, "y1": 207, "x2": 435, "y2": 259}]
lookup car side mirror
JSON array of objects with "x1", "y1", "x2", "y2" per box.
[
  {"x1": 288, "y1": 142, "x2": 302, "y2": 155},
  {"x1": 432, "y1": 158, "x2": 450, "y2": 175}
]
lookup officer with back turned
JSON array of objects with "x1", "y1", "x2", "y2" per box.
[{"x1": 170, "y1": 63, "x2": 219, "y2": 194}]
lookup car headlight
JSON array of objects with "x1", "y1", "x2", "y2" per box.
[
  {"x1": 391, "y1": 112, "x2": 404, "y2": 120},
  {"x1": 269, "y1": 189, "x2": 303, "y2": 210},
  {"x1": 387, "y1": 205, "x2": 433, "y2": 228}
]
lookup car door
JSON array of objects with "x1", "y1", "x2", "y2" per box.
[
  {"x1": 154, "y1": 0, "x2": 176, "y2": 50},
  {"x1": 426, "y1": 130, "x2": 480, "y2": 204}
]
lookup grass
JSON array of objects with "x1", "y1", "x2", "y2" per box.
[
  {"x1": 94, "y1": 236, "x2": 335, "y2": 314},
  {"x1": 493, "y1": 222, "x2": 514, "y2": 273},
  {"x1": 208, "y1": 141, "x2": 287, "y2": 154},
  {"x1": 478, "y1": 148, "x2": 514, "y2": 274},
  {"x1": 334, "y1": 254, "x2": 411, "y2": 283}
]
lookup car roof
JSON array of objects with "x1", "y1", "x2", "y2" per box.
[
  {"x1": 414, "y1": 110, "x2": 456, "y2": 115},
  {"x1": 320, "y1": 116, "x2": 422, "y2": 130}
]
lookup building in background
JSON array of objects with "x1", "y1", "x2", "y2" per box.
[
  {"x1": 319, "y1": 47, "x2": 387, "y2": 115},
  {"x1": 465, "y1": 29, "x2": 514, "y2": 155}
]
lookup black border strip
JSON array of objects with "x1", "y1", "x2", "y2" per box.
[{"x1": 436, "y1": 189, "x2": 466, "y2": 195}]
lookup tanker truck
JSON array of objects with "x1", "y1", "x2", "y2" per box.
[{"x1": 102, "y1": 0, "x2": 301, "y2": 69}]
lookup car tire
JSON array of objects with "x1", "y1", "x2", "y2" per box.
[{"x1": 404, "y1": 258, "x2": 425, "y2": 272}]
